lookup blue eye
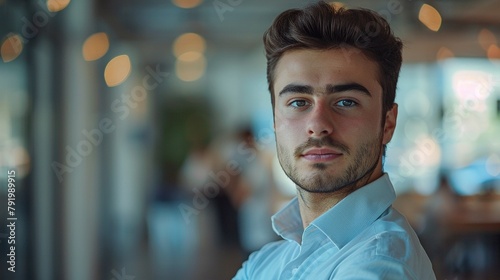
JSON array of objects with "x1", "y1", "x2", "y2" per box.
[
  {"x1": 336, "y1": 99, "x2": 357, "y2": 107},
  {"x1": 290, "y1": 100, "x2": 309, "y2": 108}
]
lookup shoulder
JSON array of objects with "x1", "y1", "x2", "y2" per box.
[
  {"x1": 369, "y1": 208, "x2": 427, "y2": 259},
  {"x1": 336, "y1": 208, "x2": 436, "y2": 279}
]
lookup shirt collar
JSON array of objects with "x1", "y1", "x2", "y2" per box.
[
  {"x1": 271, "y1": 173, "x2": 396, "y2": 248},
  {"x1": 271, "y1": 196, "x2": 303, "y2": 243}
]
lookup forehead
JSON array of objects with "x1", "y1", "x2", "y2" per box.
[{"x1": 274, "y1": 48, "x2": 382, "y2": 96}]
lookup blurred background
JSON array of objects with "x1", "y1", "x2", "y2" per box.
[{"x1": 0, "y1": 0, "x2": 499, "y2": 279}]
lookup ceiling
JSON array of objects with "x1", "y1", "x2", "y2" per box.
[{"x1": 95, "y1": 0, "x2": 500, "y2": 62}]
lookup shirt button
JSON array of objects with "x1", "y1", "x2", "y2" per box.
[{"x1": 292, "y1": 268, "x2": 298, "y2": 274}]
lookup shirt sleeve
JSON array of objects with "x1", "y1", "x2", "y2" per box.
[
  {"x1": 232, "y1": 253, "x2": 255, "y2": 280},
  {"x1": 331, "y1": 255, "x2": 418, "y2": 280},
  {"x1": 330, "y1": 230, "x2": 436, "y2": 280},
  {"x1": 233, "y1": 262, "x2": 249, "y2": 280},
  {"x1": 232, "y1": 241, "x2": 287, "y2": 280}
]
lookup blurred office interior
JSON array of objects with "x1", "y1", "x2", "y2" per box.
[{"x1": 0, "y1": 0, "x2": 499, "y2": 279}]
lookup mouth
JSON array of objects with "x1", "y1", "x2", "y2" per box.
[{"x1": 301, "y1": 148, "x2": 343, "y2": 162}]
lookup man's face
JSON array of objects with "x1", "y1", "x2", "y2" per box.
[{"x1": 273, "y1": 48, "x2": 397, "y2": 193}]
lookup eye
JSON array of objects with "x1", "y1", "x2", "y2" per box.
[
  {"x1": 336, "y1": 99, "x2": 357, "y2": 107},
  {"x1": 289, "y1": 99, "x2": 309, "y2": 108}
]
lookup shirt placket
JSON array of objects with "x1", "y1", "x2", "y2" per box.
[{"x1": 278, "y1": 227, "x2": 326, "y2": 280}]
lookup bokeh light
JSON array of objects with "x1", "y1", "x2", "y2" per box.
[
  {"x1": 436, "y1": 46, "x2": 454, "y2": 61},
  {"x1": 104, "y1": 55, "x2": 131, "y2": 87},
  {"x1": 452, "y1": 70, "x2": 492, "y2": 102},
  {"x1": 418, "y1": 4, "x2": 442, "y2": 32},
  {"x1": 172, "y1": 0, "x2": 203, "y2": 9},
  {"x1": 487, "y1": 44, "x2": 500, "y2": 60},
  {"x1": 175, "y1": 51, "x2": 206, "y2": 81},
  {"x1": 173, "y1": 33, "x2": 206, "y2": 58},
  {"x1": 173, "y1": 33, "x2": 207, "y2": 82},
  {"x1": 82, "y1": 32, "x2": 109, "y2": 61},
  {"x1": 1, "y1": 33, "x2": 23, "y2": 63},
  {"x1": 478, "y1": 29, "x2": 497, "y2": 51},
  {"x1": 47, "y1": 0, "x2": 71, "y2": 12}
]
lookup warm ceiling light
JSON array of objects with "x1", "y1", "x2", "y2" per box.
[
  {"x1": 104, "y1": 55, "x2": 131, "y2": 87},
  {"x1": 1, "y1": 34, "x2": 23, "y2": 63},
  {"x1": 487, "y1": 44, "x2": 500, "y2": 60},
  {"x1": 436, "y1": 47, "x2": 453, "y2": 61},
  {"x1": 178, "y1": 51, "x2": 202, "y2": 62},
  {"x1": 418, "y1": 4, "x2": 442, "y2": 32},
  {"x1": 47, "y1": 0, "x2": 70, "y2": 12},
  {"x1": 82, "y1": 32, "x2": 109, "y2": 61},
  {"x1": 173, "y1": 33, "x2": 206, "y2": 57},
  {"x1": 175, "y1": 51, "x2": 206, "y2": 82},
  {"x1": 172, "y1": 0, "x2": 203, "y2": 9},
  {"x1": 478, "y1": 29, "x2": 497, "y2": 51}
]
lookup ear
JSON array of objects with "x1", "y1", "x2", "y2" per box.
[{"x1": 382, "y1": 103, "x2": 398, "y2": 145}]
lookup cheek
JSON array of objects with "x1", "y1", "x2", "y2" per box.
[
  {"x1": 337, "y1": 115, "x2": 380, "y2": 140},
  {"x1": 274, "y1": 111, "x2": 291, "y2": 135},
  {"x1": 274, "y1": 114, "x2": 304, "y2": 144}
]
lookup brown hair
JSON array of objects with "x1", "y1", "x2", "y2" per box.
[{"x1": 263, "y1": 1, "x2": 403, "y2": 114}]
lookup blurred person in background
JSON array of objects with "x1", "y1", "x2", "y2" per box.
[
  {"x1": 234, "y1": 2, "x2": 435, "y2": 279},
  {"x1": 207, "y1": 127, "x2": 278, "y2": 253},
  {"x1": 147, "y1": 99, "x2": 211, "y2": 280},
  {"x1": 230, "y1": 127, "x2": 279, "y2": 256}
]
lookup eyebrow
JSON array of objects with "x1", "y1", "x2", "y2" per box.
[
  {"x1": 278, "y1": 84, "x2": 313, "y2": 96},
  {"x1": 278, "y1": 82, "x2": 372, "y2": 97},
  {"x1": 327, "y1": 83, "x2": 372, "y2": 97}
]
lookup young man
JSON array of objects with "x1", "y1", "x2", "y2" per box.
[{"x1": 234, "y1": 2, "x2": 436, "y2": 279}]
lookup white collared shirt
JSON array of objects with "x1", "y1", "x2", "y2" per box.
[{"x1": 233, "y1": 174, "x2": 436, "y2": 280}]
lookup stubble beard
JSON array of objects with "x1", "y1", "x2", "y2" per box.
[{"x1": 276, "y1": 130, "x2": 384, "y2": 194}]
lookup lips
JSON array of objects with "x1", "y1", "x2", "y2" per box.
[{"x1": 301, "y1": 148, "x2": 342, "y2": 162}]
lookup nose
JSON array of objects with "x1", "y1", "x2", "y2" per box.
[{"x1": 307, "y1": 101, "x2": 334, "y2": 137}]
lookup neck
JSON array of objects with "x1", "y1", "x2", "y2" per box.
[
  {"x1": 297, "y1": 170, "x2": 384, "y2": 228},
  {"x1": 297, "y1": 190, "x2": 348, "y2": 228}
]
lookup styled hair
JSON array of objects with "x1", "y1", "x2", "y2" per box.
[{"x1": 263, "y1": 1, "x2": 403, "y2": 114}]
